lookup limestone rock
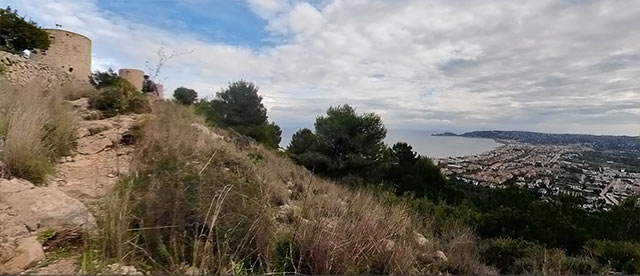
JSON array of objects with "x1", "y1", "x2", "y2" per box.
[
  {"x1": 275, "y1": 204, "x2": 295, "y2": 224},
  {"x1": 0, "y1": 237, "x2": 45, "y2": 274},
  {"x1": 86, "y1": 121, "x2": 113, "y2": 135},
  {"x1": 414, "y1": 232, "x2": 429, "y2": 247},
  {"x1": 30, "y1": 258, "x2": 78, "y2": 275},
  {"x1": 0, "y1": 179, "x2": 97, "y2": 232},
  {"x1": 383, "y1": 239, "x2": 396, "y2": 251},
  {"x1": 77, "y1": 137, "x2": 112, "y2": 155},
  {"x1": 433, "y1": 250, "x2": 448, "y2": 262},
  {"x1": 68, "y1": 98, "x2": 90, "y2": 110},
  {"x1": 106, "y1": 263, "x2": 143, "y2": 275},
  {"x1": 80, "y1": 110, "x2": 102, "y2": 121}
]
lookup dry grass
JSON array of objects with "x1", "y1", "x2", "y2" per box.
[
  {"x1": 103, "y1": 102, "x2": 271, "y2": 274},
  {"x1": 0, "y1": 80, "x2": 77, "y2": 183},
  {"x1": 102, "y1": 101, "x2": 494, "y2": 274}
]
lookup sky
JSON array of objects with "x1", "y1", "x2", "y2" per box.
[{"x1": 7, "y1": 0, "x2": 640, "y2": 136}]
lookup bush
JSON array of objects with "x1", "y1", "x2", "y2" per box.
[
  {"x1": 89, "y1": 78, "x2": 150, "y2": 118},
  {"x1": 198, "y1": 80, "x2": 281, "y2": 148},
  {"x1": 173, "y1": 86, "x2": 198, "y2": 105},
  {"x1": 387, "y1": 142, "x2": 446, "y2": 197},
  {"x1": 0, "y1": 7, "x2": 50, "y2": 53},
  {"x1": 483, "y1": 238, "x2": 604, "y2": 274},
  {"x1": 288, "y1": 104, "x2": 387, "y2": 181},
  {"x1": 0, "y1": 81, "x2": 76, "y2": 183},
  {"x1": 89, "y1": 68, "x2": 121, "y2": 89},
  {"x1": 583, "y1": 240, "x2": 640, "y2": 274}
]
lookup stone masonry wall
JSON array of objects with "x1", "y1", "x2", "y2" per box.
[
  {"x1": 0, "y1": 51, "x2": 95, "y2": 94},
  {"x1": 31, "y1": 29, "x2": 92, "y2": 82},
  {"x1": 0, "y1": 51, "x2": 75, "y2": 89}
]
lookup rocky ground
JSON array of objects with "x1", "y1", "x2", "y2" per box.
[{"x1": 0, "y1": 98, "x2": 140, "y2": 274}]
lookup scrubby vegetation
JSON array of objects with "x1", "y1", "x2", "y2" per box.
[
  {"x1": 173, "y1": 86, "x2": 197, "y2": 105},
  {"x1": 0, "y1": 81, "x2": 76, "y2": 183},
  {"x1": 196, "y1": 80, "x2": 281, "y2": 148},
  {"x1": 92, "y1": 78, "x2": 640, "y2": 274},
  {"x1": 101, "y1": 101, "x2": 495, "y2": 274},
  {"x1": 286, "y1": 103, "x2": 640, "y2": 274},
  {"x1": 0, "y1": 6, "x2": 51, "y2": 53},
  {"x1": 88, "y1": 69, "x2": 150, "y2": 118}
]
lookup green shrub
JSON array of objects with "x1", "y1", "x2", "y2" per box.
[
  {"x1": 272, "y1": 232, "x2": 298, "y2": 273},
  {"x1": 173, "y1": 86, "x2": 198, "y2": 105},
  {"x1": 483, "y1": 238, "x2": 540, "y2": 274},
  {"x1": 583, "y1": 240, "x2": 640, "y2": 274},
  {"x1": 89, "y1": 68, "x2": 121, "y2": 89},
  {"x1": 0, "y1": 7, "x2": 50, "y2": 53},
  {"x1": 198, "y1": 80, "x2": 281, "y2": 148},
  {"x1": 89, "y1": 78, "x2": 150, "y2": 118}
]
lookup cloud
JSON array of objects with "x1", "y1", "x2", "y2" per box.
[{"x1": 6, "y1": 0, "x2": 640, "y2": 136}]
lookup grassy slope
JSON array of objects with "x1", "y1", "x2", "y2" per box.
[{"x1": 101, "y1": 101, "x2": 494, "y2": 275}]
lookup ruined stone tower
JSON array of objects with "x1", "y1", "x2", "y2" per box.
[
  {"x1": 118, "y1": 68, "x2": 145, "y2": 91},
  {"x1": 32, "y1": 29, "x2": 92, "y2": 81}
]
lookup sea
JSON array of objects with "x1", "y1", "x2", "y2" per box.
[
  {"x1": 384, "y1": 129, "x2": 501, "y2": 159},
  {"x1": 280, "y1": 128, "x2": 501, "y2": 159}
]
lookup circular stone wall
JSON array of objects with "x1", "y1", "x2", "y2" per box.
[
  {"x1": 118, "y1": 69, "x2": 145, "y2": 91},
  {"x1": 32, "y1": 29, "x2": 92, "y2": 82}
]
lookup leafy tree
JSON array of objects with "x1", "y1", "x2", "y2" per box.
[
  {"x1": 199, "y1": 80, "x2": 281, "y2": 148},
  {"x1": 386, "y1": 142, "x2": 418, "y2": 184},
  {"x1": 173, "y1": 86, "x2": 198, "y2": 105},
  {"x1": 89, "y1": 68, "x2": 121, "y2": 89},
  {"x1": 0, "y1": 7, "x2": 50, "y2": 53},
  {"x1": 207, "y1": 80, "x2": 267, "y2": 127},
  {"x1": 288, "y1": 104, "x2": 387, "y2": 180},
  {"x1": 288, "y1": 128, "x2": 317, "y2": 155}
]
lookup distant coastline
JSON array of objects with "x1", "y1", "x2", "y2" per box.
[{"x1": 432, "y1": 130, "x2": 640, "y2": 152}]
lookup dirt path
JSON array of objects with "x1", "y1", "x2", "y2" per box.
[
  {"x1": 48, "y1": 113, "x2": 139, "y2": 206},
  {"x1": 24, "y1": 100, "x2": 141, "y2": 274}
]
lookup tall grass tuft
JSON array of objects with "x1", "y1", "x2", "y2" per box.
[
  {"x1": 103, "y1": 102, "x2": 271, "y2": 274},
  {"x1": 0, "y1": 80, "x2": 77, "y2": 183}
]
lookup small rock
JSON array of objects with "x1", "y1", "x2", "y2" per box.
[
  {"x1": 77, "y1": 137, "x2": 112, "y2": 155},
  {"x1": 107, "y1": 173, "x2": 116, "y2": 178},
  {"x1": 81, "y1": 110, "x2": 102, "y2": 121},
  {"x1": 0, "y1": 237, "x2": 45, "y2": 274},
  {"x1": 68, "y1": 98, "x2": 90, "y2": 109},
  {"x1": 434, "y1": 250, "x2": 448, "y2": 262},
  {"x1": 185, "y1": 266, "x2": 200, "y2": 275},
  {"x1": 414, "y1": 232, "x2": 429, "y2": 247},
  {"x1": 275, "y1": 204, "x2": 295, "y2": 224},
  {"x1": 383, "y1": 239, "x2": 395, "y2": 251},
  {"x1": 106, "y1": 263, "x2": 142, "y2": 275},
  {"x1": 86, "y1": 121, "x2": 113, "y2": 135},
  {"x1": 65, "y1": 156, "x2": 74, "y2": 163},
  {"x1": 0, "y1": 179, "x2": 97, "y2": 232}
]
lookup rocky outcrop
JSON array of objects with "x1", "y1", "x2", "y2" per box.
[
  {"x1": 0, "y1": 179, "x2": 97, "y2": 232},
  {"x1": 0, "y1": 178, "x2": 96, "y2": 273},
  {"x1": 0, "y1": 237, "x2": 45, "y2": 274}
]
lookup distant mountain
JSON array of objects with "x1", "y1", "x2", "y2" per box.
[{"x1": 443, "y1": 130, "x2": 640, "y2": 152}]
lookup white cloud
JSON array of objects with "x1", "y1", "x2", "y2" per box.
[{"x1": 6, "y1": 0, "x2": 640, "y2": 136}]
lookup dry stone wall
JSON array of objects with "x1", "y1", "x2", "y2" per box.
[{"x1": 0, "y1": 51, "x2": 91, "y2": 90}]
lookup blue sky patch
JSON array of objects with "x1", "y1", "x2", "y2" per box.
[{"x1": 97, "y1": 0, "x2": 270, "y2": 48}]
